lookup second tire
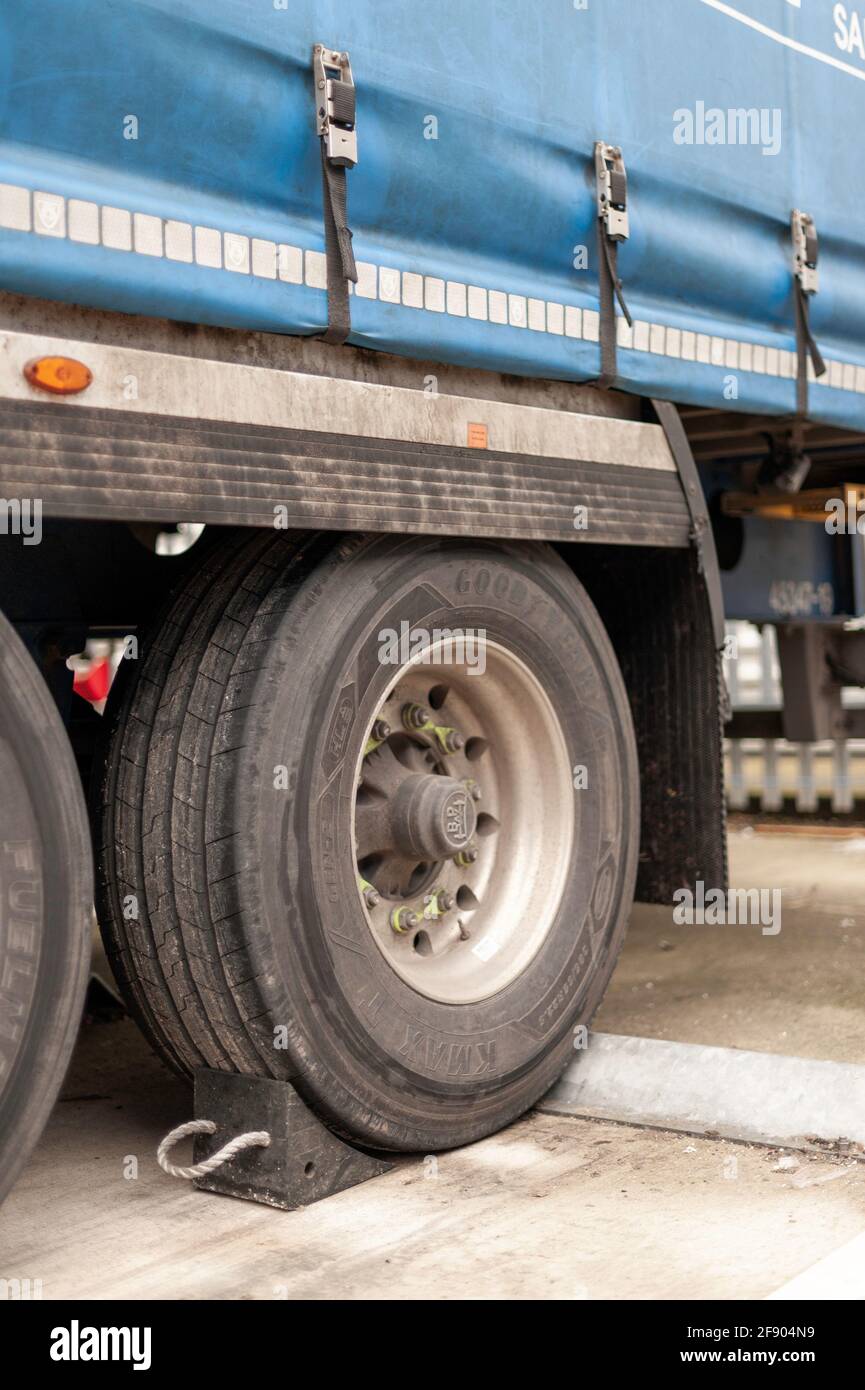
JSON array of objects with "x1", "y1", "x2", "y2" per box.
[{"x1": 96, "y1": 532, "x2": 639, "y2": 1151}]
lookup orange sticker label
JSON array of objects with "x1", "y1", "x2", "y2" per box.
[{"x1": 467, "y1": 422, "x2": 488, "y2": 449}]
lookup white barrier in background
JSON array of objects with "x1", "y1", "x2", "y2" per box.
[{"x1": 724, "y1": 622, "x2": 865, "y2": 813}]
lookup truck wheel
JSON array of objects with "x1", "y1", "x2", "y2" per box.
[
  {"x1": 96, "y1": 533, "x2": 638, "y2": 1151},
  {"x1": 0, "y1": 610, "x2": 91, "y2": 1204}
]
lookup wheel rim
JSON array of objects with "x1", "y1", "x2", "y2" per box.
[{"x1": 352, "y1": 638, "x2": 574, "y2": 1004}]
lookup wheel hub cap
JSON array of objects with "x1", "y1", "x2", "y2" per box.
[{"x1": 391, "y1": 775, "x2": 477, "y2": 860}]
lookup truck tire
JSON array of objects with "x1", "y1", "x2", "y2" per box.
[
  {"x1": 96, "y1": 532, "x2": 638, "y2": 1152},
  {"x1": 0, "y1": 610, "x2": 91, "y2": 1204}
]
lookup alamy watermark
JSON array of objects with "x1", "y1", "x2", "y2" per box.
[
  {"x1": 673, "y1": 881, "x2": 782, "y2": 936},
  {"x1": 377, "y1": 622, "x2": 486, "y2": 675},
  {"x1": 673, "y1": 102, "x2": 782, "y2": 157},
  {"x1": 0, "y1": 498, "x2": 41, "y2": 545},
  {"x1": 50, "y1": 1321, "x2": 151, "y2": 1370},
  {"x1": 825, "y1": 495, "x2": 865, "y2": 534}
]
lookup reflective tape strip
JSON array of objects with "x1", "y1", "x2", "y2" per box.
[{"x1": 1, "y1": 180, "x2": 863, "y2": 393}]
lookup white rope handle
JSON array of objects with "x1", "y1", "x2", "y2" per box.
[{"x1": 157, "y1": 1119, "x2": 271, "y2": 1180}]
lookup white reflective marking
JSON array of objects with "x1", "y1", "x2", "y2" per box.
[
  {"x1": 488, "y1": 290, "x2": 508, "y2": 325},
  {"x1": 304, "y1": 249, "x2": 327, "y2": 289},
  {"x1": 564, "y1": 306, "x2": 582, "y2": 339},
  {"x1": 354, "y1": 261, "x2": 377, "y2": 299},
  {"x1": 379, "y1": 267, "x2": 400, "y2": 303},
  {"x1": 468, "y1": 285, "x2": 488, "y2": 321},
  {"x1": 546, "y1": 302, "x2": 564, "y2": 335},
  {"x1": 68, "y1": 199, "x2": 100, "y2": 246},
  {"x1": 102, "y1": 206, "x2": 132, "y2": 252},
  {"x1": 194, "y1": 226, "x2": 222, "y2": 269},
  {"x1": 582, "y1": 309, "x2": 600, "y2": 342},
  {"x1": 165, "y1": 220, "x2": 194, "y2": 263},
  {"x1": 34, "y1": 191, "x2": 65, "y2": 238},
  {"x1": 251, "y1": 237, "x2": 276, "y2": 279},
  {"x1": 223, "y1": 232, "x2": 250, "y2": 274},
  {"x1": 527, "y1": 297, "x2": 546, "y2": 332},
  {"x1": 277, "y1": 244, "x2": 303, "y2": 284},
  {"x1": 633, "y1": 320, "x2": 650, "y2": 352},
  {"x1": 508, "y1": 294, "x2": 527, "y2": 328},
  {"x1": 617, "y1": 316, "x2": 633, "y2": 349},
  {"x1": 0, "y1": 182, "x2": 30, "y2": 232},
  {"x1": 446, "y1": 281, "x2": 468, "y2": 317},
  {"x1": 402, "y1": 271, "x2": 424, "y2": 308},
  {"x1": 3, "y1": 188, "x2": 863, "y2": 393},
  {"x1": 134, "y1": 212, "x2": 163, "y2": 258},
  {"x1": 424, "y1": 276, "x2": 445, "y2": 312}
]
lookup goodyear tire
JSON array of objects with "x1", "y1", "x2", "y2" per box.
[
  {"x1": 0, "y1": 610, "x2": 91, "y2": 1204},
  {"x1": 96, "y1": 532, "x2": 638, "y2": 1152}
]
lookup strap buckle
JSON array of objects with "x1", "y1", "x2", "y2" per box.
[
  {"x1": 792, "y1": 209, "x2": 819, "y2": 295},
  {"x1": 313, "y1": 45, "x2": 358, "y2": 168},
  {"x1": 595, "y1": 142, "x2": 629, "y2": 242}
]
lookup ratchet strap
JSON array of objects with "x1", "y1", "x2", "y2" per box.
[
  {"x1": 595, "y1": 142, "x2": 633, "y2": 388},
  {"x1": 791, "y1": 210, "x2": 826, "y2": 417},
  {"x1": 313, "y1": 45, "x2": 359, "y2": 345}
]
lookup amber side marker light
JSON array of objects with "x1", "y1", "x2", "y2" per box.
[{"x1": 24, "y1": 356, "x2": 93, "y2": 395}]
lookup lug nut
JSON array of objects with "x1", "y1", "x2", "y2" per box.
[
  {"x1": 403, "y1": 703, "x2": 431, "y2": 730},
  {"x1": 436, "y1": 890, "x2": 455, "y2": 913},
  {"x1": 371, "y1": 720, "x2": 391, "y2": 742},
  {"x1": 465, "y1": 779, "x2": 482, "y2": 801},
  {"x1": 441, "y1": 730, "x2": 464, "y2": 753},
  {"x1": 455, "y1": 846, "x2": 478, "y2": 867},
  {"x1": 363, "y1": 885, "x2": 381, "y2": 909},
  {"x1": 390, "y1": 906, "x2": 420, "y2": 934}
]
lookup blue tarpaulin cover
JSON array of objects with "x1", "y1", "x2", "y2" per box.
[{"x1": 1, "y1": 0, "x2": 863, "y2": 430}]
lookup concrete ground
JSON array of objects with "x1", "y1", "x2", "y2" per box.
[
  {"x1": 596, "y1": 821, "x2": 865, "y2": 1063},
  {"x1": 2, "y1": 827, "x2": 864, "y2": 1301}
]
